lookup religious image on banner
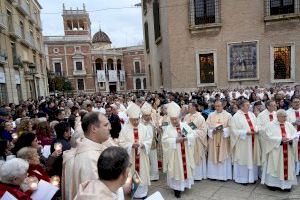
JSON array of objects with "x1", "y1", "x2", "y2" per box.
[
  {"x1": 199, "y1": 53, "x2": 215, "y2": 84},
  {"x1": 97, "y1": 70, "x2": 106, "y2": 82},
  {"x1": 273, "y1": 46, "x2": 291, "y2": 80},
  {"x1": 228, "y1": 41, "x2": 258, "y2": 80},
  {"x1": 119, "y1": 70, "x2": 125, "y2": 82},
  {"x1": 108, "y1": 70, "x2": 118, "y2": 82}
]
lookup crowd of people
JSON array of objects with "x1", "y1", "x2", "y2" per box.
[{"x1": 0, "y1": 84, "x2": 299, "y2": 199}]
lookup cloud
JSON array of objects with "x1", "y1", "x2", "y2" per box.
[{"x1": 40, "y1": 0, "x2": 143, "y2": 47}]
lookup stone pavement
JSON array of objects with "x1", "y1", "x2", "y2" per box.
[{"x1": 127, "y1": 173, "x2": 300, "y2": 200}]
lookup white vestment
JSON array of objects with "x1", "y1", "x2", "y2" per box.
[
  {"x1": 162, "y1": 122, "x2": 196, "y2": 191},
  {"x1": 261, "y1": 121, "x2": 298, "y2": 189},
  {"x1": 231, "y1": 110, "x2": 261, "y2": 184},
  {"x1": 287, "y1": 108, "x2": 300, "y2": 175},
  {"x1": 206, "y1": 110, "x2": 232, "y2": 181},
  {"x1": 118, "y1": 123, "x2": 152, "y2": 198},
  {"x1": 183, "y1": 112, "x2": 207, "y2": 180},
  {"x1": 141, "y1": 121, "x2": 159, "y2": 181}
]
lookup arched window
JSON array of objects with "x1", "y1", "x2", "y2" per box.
[
  {"x1": 136, "y1": 78, "x2": 141, "y2": 90},
  {"x1": 117, "y1": 59, "x2": 122, "y2": 71},
  {"x1": 95, "y1": 58, "x2": 103, "y2": 70},
  {"x1": 107, "y1": 59, "x2": 114, "y2": 70}
]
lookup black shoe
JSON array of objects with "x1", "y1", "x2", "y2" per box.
[
  {"x1": 174, "y1": 190, "x2": 181, "y2": 198},
  {"x1": 241, "y1": 183, "x2": 248, "y2": 186},
  {"x1": 267, "y1": 186, "x2": 277, "y2": 191}
]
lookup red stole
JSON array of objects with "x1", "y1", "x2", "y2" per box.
[
  {"x1": 133, "y1": 127, "x2": 140, "y2": 173},
  {"x1": 280, "y1": 123, "x2": 289, "y2": 181},
  {"x1": 176, "y1": 126, "x2": 187, "y2": 180},
  {"x1": 295, "y1": 111, "x2": 300, "y2": 158},
  {"x1": 244, "y1": 113, "x2": 255, "y2": 148},
  {"x1": 269, "y1": 113, "x2": 273, "y2": 121}
]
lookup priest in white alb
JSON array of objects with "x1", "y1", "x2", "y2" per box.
[
  {"x1": 257, "y1": 100, "x2": 277, "y2": 134},
  {"x1": 257, "y1": 99, "x2": 277, "y2": 171},
  {"x1": 206, "y1": 100, "x2": 232, "y2": 181},
  {"x1": 140, "y1": 102, "x2": 159, "y2": 181},
  {"x1": 231, "y1": 99, "x2": 261, "y2": 184},
  {"x1": 286, "y1": 96, "x2": 300, "y2": 175},
  {"x1": 261, "y1": 109, "x2": 298, "y2": 191},
  {"x1": 183, "y1": 102, "x2": 207, "y2": 180},
  {"x1": 162, "y1": 102, "x2": 196, "y2": 198},
  {"x1": 118, "y1": 103, "x2": 152, "y2": 199}
]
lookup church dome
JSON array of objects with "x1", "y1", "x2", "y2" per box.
[{"x1": 92, "y1": 30, "x2": 111, "y2": 44}]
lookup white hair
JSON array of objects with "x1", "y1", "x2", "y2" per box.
[
  {"x1": 277, "y1": 109, "x2": 287, "y2": 117},
  {"x1": 0, "y1": 158, "x2": 29, "y2": 184}
]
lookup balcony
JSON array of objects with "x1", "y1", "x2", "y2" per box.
[
  {"x1": 0, "y1": 14, "x2": 8, "y2": 30},
  {"x1": 133, "y1": 71, "x2": 146, "y2": 76},
  {"x1": 0, "y1": 51, "x2": 7, "y2": 64},
  {"x1": 73, "y1": 69, "x2": 86, "y2": 76},
  {"x1": 16, "y1": 0, "x2": 30, "y2": 16},
  {"x1": 8, "y1": 22, "x2": 22, "y2": 38}
]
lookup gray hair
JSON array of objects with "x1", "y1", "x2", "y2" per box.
[
  {"x1": 0, "y1": 158, "x2": 29, "y2": 184},
  {"x1": 276, "y1": 109, "x2": 287, "y2": 117},
  {"x1": 17, "y1": 147, "x2": 37, "y2": 162}
]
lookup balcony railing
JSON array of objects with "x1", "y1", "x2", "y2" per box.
[
  {"x1": 0, "y1": 51, "x2": 7, "y2": 64},
  {"x1": 16, "y1": 0, "x2": 30, "y2": 16},
  {"x1": 0, "y1": 14, "x2": 8, "y2": 30},
  {"x1": 8, "y1": 22, "x2": 22, "y2": 38},
  {"x1": 73, "y1": 69, "x2": 86, "y2": 76}
]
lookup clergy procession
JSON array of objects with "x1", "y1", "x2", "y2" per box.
[{"x1": 0, "y1": 86, "x2": 300, "y2": 199}]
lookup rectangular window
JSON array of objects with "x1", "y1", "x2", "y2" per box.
[
  {"x1": 76, "y1": 61, "x2": 83, "y2": 70},
  {"x1": 270, "y1": 0, "x2": 294, "y2": 15},
  {"x1": 143, "y1": 0, "x2": 147, "y2": 15},
  {"x1": 199, "y1": 53, "x2": 215, "y2": 84},
  {"x1": 273, "y1": 46, "x2": 291, "y2": 80},
  {"x1": 134, "y1": 61, "x2": 141, "y2": 73},
  {"x1": 153, "y1": 0, "x2": 161, "y2": 43},
  {"x1": 20, "y1": 21, "x2": 25, "y2": 39},
  {"x1": 144, "y1": 22, "x2": 150, "y2": 53},
  {"x1": 54, "y1": 62, "x2": 62, "y2": 75},
  {"x1": 160, "y1": 62, "x2": 163, "y2": 86},
  {"x1": 16, "y1": 84, "x2": 22, "y2": 102},
  {"x1": 0, "y1": 84, "x2": 7, "y2": 105},
  {"x1": 148, "y1": 65, "x2": 152, "y2": 87},
  {"x1": 77, "y1": 79, "x2": 84, "y2": 90},
  {"x1": 194, "y1": 0, "x2": 216, "y2": 25}
]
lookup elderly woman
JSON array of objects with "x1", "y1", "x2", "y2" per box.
[
  {"x1": 261, "y1": 109, "x2": 298, "y2": 191},
  {"x1": 17, "y1": 147, "x2": 50, "y2": 182},
  {"x1": 0, "y1": 158, "x2": 31, "y2": 200}
]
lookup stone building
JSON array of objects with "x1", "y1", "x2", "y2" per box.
[
  {"x1": 142, "y1": 0, "x2": 300, "y2": 91},
  {"x1": 0, "y1": 0, "x2": 47, "y2": 104},
  {"x1": 44, "y1": 4, "x2": 146, "y2": 94}
]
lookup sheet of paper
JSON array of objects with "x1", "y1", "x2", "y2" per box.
[
  {"x1": 31, "y1": 180, "x2": 59, "y2": 200},
  {"x1": 0, "y1": 192, "x2": 18, "y2": 200},
  {"x1": 145, "y1": 191, "x2": 164, "y2": 200}
]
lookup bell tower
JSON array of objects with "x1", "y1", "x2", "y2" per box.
[{"x1": 62, "y1": 3, "x2": 91, "y2": 36}]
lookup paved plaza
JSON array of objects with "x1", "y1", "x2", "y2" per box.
[{"x1": 127, "y1": 173, "x2": 300, "y2": 200}]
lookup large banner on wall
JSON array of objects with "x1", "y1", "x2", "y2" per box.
[
  {"x1": 119, "y1": 70, "x2": 125, "y2": 82},
  {"x1": 227, "y1": 41, "x2": 258, "y2": 81},
  {"x1": 97, "y1": 70, "x2": 106, "y2": 82},
  {"x1": 108, "y1": 70, "x2": 117, "y2": 82}
]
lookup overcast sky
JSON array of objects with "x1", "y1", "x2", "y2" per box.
[{"x1": 39, "y1": 0, "x2": 143, "y2": 47}]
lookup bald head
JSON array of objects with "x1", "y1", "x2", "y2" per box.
[{"x1": 214, "y1": 100, "x2": 223, "y2": 113}]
